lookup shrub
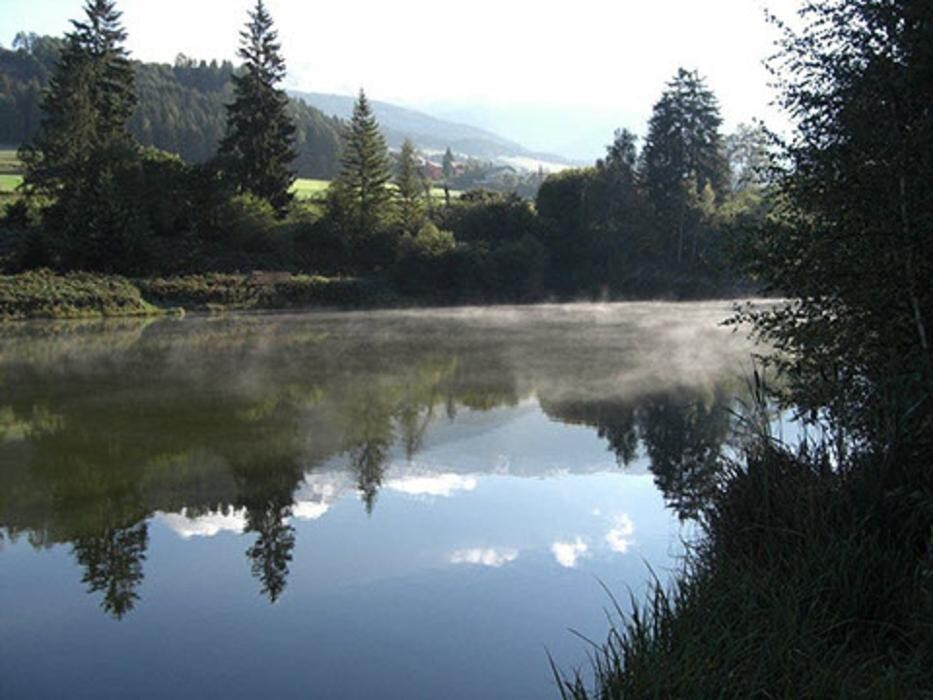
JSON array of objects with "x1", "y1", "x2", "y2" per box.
[
  {"x1": 392, "y1": 222, "x2": 458, "y2": 297},
  {"x1": 210, "y1": 193, "x2": 279, "y2": 252},
  {"x1": 436, "y1": 189, "x2": 540, "y2": 246}
]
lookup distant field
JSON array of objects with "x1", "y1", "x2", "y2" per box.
[
  {"x1": 292, "y1": 178, "x2": 459, "y2": 203},
  {"x1": 292, "y1": 178, "x2": 330, "y2": 199},
  {"x1": 0, "y1": 149, "x2": 23, "y2": 200},
  {"x1": 0, "y1": 174, "x2": 22, "y2": 191},
  {"x1": 0, "y1": 153, "x2": 459, "y2": 204},
  {"x1": 0, "y1": 148, "x2": 22, "y2": 173}
]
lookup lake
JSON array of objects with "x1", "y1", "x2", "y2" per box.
[{"x1": 0, "y1": 303, "x2": 762, "y2": 699}]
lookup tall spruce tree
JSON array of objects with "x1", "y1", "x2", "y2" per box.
[
  {"x1": 17, "y1": 0, "x2": 151, "y2": 273},
  {"x1": 331, "y1": 89, "x2": 392, "y2": 236},
  {"x1": 641, "y1": 69, "x2": 729, "y2": 266},
  {"x1": 442, "y1": 147, "x2": 455, "y2": 180},
  {"x1": 395, "y1": 138, "x2": 425, "y2": 234},
  {"x1": 220, "y1": 0, "x2": 296, "y2": 214},
  {"x1": 20, "y1": 0, "x2": 137, "y2": 196}
]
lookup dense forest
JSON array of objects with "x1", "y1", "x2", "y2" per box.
[
  {"x1": 0, "y1": 0, "x2": 771, "y2": 302},
  {"x1": 0, "y1": 33, "x2": 342, "y2": 178}
]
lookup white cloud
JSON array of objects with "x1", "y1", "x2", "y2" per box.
[
  {"x1": 292, "y1": 501, "x2": 330, "y2": 521},
  {"x1": 160, "y1": 509, "x2": 246, "y2": 539},
  {"x1": 551, "y1": 538, "x2": 589, "y2": 568},
  {"x1": 450, "y1": 548, "x2": 518, "y2": 568},
  {"x1": 605, "y1": 514, "x2": 636, "y2": 554},
  {"x1": 289, "y1": 471, "x2": 352, "y2": 520},
  {"x1": 386, "y1": 473, "x2": 477, "y2": 498}
]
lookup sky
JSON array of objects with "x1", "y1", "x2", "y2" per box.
[{"x1": 0, "y1": 0, "x2": 802, "y2": 160}]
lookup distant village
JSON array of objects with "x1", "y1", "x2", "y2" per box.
[{"x1": 411, "y1": 151, "x2": 550, "y2": 199}]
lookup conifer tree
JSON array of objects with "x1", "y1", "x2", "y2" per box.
[
  {"x1": 331, "y1": 89, "x2": 392, "y2": 235},
  {"x1": 220, "y1": 0, "x2": 296, "y2": 214},
  {"x1": 442, "y1": 147, "x2": 455, "y2": 180},
  {"x1": 20, "y1": 0, "x2": 137, "y2": 196},
  {"x1": 641, "y1": 69, "x2": 729, "y2": 266},
  {"x1": 395, "y1": 138, "x2": 425, "y2": 234},
  {"x1": 73, "y1": 0, "x2": 136, "y2": 134}
]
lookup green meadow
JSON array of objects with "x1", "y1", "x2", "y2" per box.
[
  {"x1": 0, "y1": 147, "x2": 21, "y2": 172},
  {"x1": 0, "y1": 150, "x2": 459, "y2": 204},
  {"x1": 291, "y1": 177, "x2": 330, "y2": 199},
  {"x1": 291, "y1": 177, "x2": 459, "y2": 202},
  {"x1": 0, "y1": 148, "x2": 23, "y2": 202}
]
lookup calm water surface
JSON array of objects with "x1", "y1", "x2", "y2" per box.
[{"x1": 0, "y1": 303, "x2": 760, "y2": 699}]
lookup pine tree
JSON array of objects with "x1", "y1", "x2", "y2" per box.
[
  {"x1": 641, "y1": 69, "x2": 729, "y2": 266},
  {"x1": 20, "y1": 0, "x2": 137, "y2": 196},
  {"x1": 596, "y1": 128, "x2": 653, "y2": 260},
  {"x1": 395, "y1": 138, "x2": 425, "y2": 234},
  {"x1": 72, "y1": 0, "x2": 136, "y2": 134},
  {"x1": 602, "y1": 129, "x2": 638, "y2": 176},
  {"x1": 442, "y1": 147, "x2": 455, "y2": 180},
  {"x1": 220, "y1": 0, "x2": 296, "y2": 214},
  {"x1": 331, "y1": 89, "x2": 392, "y2": 236}
]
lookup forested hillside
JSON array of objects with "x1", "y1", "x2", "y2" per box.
[{"x1": 0, "y1": 33, "x2": 342, "y2": 178}]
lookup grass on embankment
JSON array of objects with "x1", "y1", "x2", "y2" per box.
[
  {"x1": 0, "y1": 270, "x2": 164, "y2": 321},
  {"x1": 138, "y1": 272, "x2": 395, "y2": 312},
  {"x1": 555, "y1": 442, "x2": 933, "y2": 698},
  {"x1": 0, "y1": 270, "x2": 399, "y2": 320}
]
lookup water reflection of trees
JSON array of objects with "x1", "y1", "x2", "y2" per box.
[
  {"x1": 230, "y1": 456, "x2": 305, "y2": 603},
  {"x1": 0, "y1": 311, "x2": 752, "y2": 616},
  {"x1": 542, "y1": 387, "x2": 735, "y2": 520},
  {"x1": 72, "y1": 523, "x2": 149, "y2": 619}
]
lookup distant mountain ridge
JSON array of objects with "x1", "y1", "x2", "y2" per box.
[
  {"x1": 291, "y1": 90, "x2": 579, "y2": 169},
  {"x1": 0, "y1": 35, "x2": 578, "y2": 178}
]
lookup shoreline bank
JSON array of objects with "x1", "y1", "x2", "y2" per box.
[{"x1": 0, "y1": 269, "x2": 763, "y2": 322}]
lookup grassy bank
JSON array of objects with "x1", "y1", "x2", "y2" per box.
[
  {"x1": 138, "y1": 273, "x2": 396, "y2": 312},
  {"x1": 0, "y1": 270, "x2": 397, "y2": 320},
  {"x1": 0, "y1": 270, "x2": 164, "y2": 320},
  {"x1": 556, "y1": 441, "x2": 933, "y2": 698},
  {"x1": 0, "y1": 269, "x2": 756, "y2": 322}
]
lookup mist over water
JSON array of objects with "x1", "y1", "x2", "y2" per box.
[{"x1": 0, "y1": 302, "x2": 764, "y2": 699}]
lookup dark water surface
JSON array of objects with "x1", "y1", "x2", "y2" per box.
[{"x1": 0, "y1": 303, "x2": 760, "y2": 699}]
